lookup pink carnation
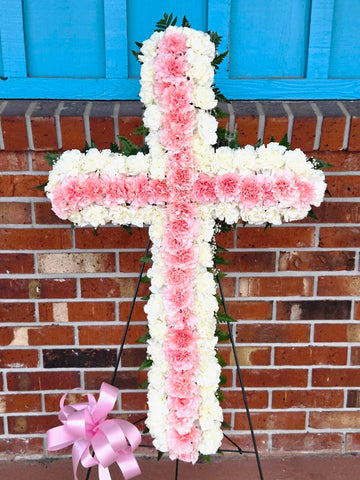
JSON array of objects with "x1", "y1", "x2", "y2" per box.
[
  {"x1": 239, "y1": 174, "x2": 263, "y2": 209},
  {"x1": 83, "y1": 173, "x2": 103, "y2": 206},
  {"x1": 163, "y1": 231, "x2": 193, "y2": 254},
  {"x1": 168, "y1": 412, "x2": 197, "y2": 435},
  {"x1": 148, "y1": 178, "x2": 169, "y2": 204},
  {"x1": 215, "y1": 173, "x2": 241, "y2": 202},
  {"x1": 273, "y1": 171, "x2": 299, "y2": 206},
  {"x1": 164, "y1": 285, "x2": 194, "y2": 313},
  {"x1": 158, "y1": 31, "x2": 187, "y2": 55},
  {"x1": 60, "y1": 177, "x2": 84, "y2": 211},
  {"x1": 103, "y1": 175, "x2": 127, "y2": 208},
  {"x1": 166, "y1": 326, "x2": 198, "y2": 350},
  {"x1": 168, "y1": 395, "x2": 201, "y2": 419},
  {"x1": 166, "y1": 267, "x2": 192, "y2": 286},
  {"x1": 193, "y1": 173, "x2": 217, "y2": 203},
  {"x1": 164, "y1": 345, "x2": 199, "y2": 372},
  {"x1": 166, "y1": 370, "x2": 198, "y2": 398},
  {"x1": 166, "y1": 310, "x2": 197, "y2": 329},
  {"x1": 167, "y1": 427, "x2": 201, "y2": 462},
  {"x1": 167, "y1": 166, "x2": 196, "y2": 191},
  {"x1": 154, "y1": 53, "x2": 187, "y2": 83},
  {"x1": 51, "y1": 185, "x2": 70, "y2": 219},
  {"x1": 262, "y1": 176, "x2": 276, "y2": 207},
  {"x1": 159, "y1": 84, "x2": 193, "y2": 113},
  {"x1": 294, "y1": 178, "x2": 316, "y2": 208},
  {"x1": 166, "y1": 245, "x2": 198, "y2": 268},
  {"x1": 130, "y1": 175, "x2": 151, "y2": 207}
]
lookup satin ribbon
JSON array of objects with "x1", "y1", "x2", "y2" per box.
[{"x1": 47, "y1": 382, "x2": 141, "y2": 480}]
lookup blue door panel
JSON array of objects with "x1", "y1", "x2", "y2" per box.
[{"x1": 23, "y1": 0, "x2": 106, "y2": 78}]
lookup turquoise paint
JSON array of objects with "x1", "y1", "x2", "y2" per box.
[
  {"x1": 127, "y1": 0, "x2": 208, "y2": 77},
  {"x1": 0, "y1": 33, "x2": 4, "y2": 77},
  {"x1": 0, "y1": 0, "x2": 27, "y2": 77},
  {"x1": 208, "y1": 0, "x2": 231, "y2": 79},
  {"x1": 229, "y1": 0, "x2": 311, "y2": 78},
  {"x1": 104, "y1": 0, "x2": 128, "y2": 78},
  {"x1": 329, "y1": 0, "x2": 360, "y2": 78},
  {"x1": 23, "y1": 0, "x2": 106, "y2": 78},
  {"x1": 0, "y1": 77, "x2": 359, "y2": 100}
]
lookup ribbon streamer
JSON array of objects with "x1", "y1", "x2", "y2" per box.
[{"x1": 47, "y1": 382, "x2": 141, "y2": 480}]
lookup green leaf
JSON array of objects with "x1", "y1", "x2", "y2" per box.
[
  {"x1": 269, "y1": 135, "x2": 276, "y2": 143},
  {"x1": 117, "y1": 136, "x2": 141, "y2": 156},
  {"x1": 82, "y1": 140, "x2": 97, "y2": 153},
  {"x1": 211, "y1": 106, "x2": 229, "y2": 119},
  {"x1": 44, "y1": 152, "x2": 60, "y2": 166},
  {"x1": 215, "y1": 387, "x2": 225, "y2": 402},
  {"x1": 215, "y1": 328, "x2": 230, "y2": 342},
  {"x1": 215, "y1": 294, "x2": 223, "y2": 306},
  {"x1": 211, "y1": 50, "x2": 228, "y2": 70},
  {"x1": 263, "y1": 222, "x2": 272, "y2": 232},
  {"x1": 200, "y1": 454, "x2": 211, "y2": 464},
  {"x1": 141, "y1": 275, "x2": 151, "y2": 283},
  {"x1": 110, "y1": 142, "x2": 121, "y2": 153},
  {"x1": 279, "y1": 133, "x2": 291, "y2": 150},
  {"x1": 215, "y1": 352, "x2": 227, "y2": 368},
  {"x1": 141, "y1": 295, "x2": 150, "y2": 301},
  {"x1": 307, "y1": 209, "x2": 318, "y2": 220},
  {"x1": 242, "y1": 220, "x2": 248, "y2": 227},
  {"x1": 217, "y1": 271, "x2": 227, "y2": 279},
  {"x1": 208, "y1": 31, "x2": 223, "y2": 49},
  {"x1": 181, "y1": 15, "x2": 191, "y2": 28},
  {"x1": 216, "y1": 310, "x2": 236, "y2": 323},
  {"x1": 221, "y1": 420, "x2": 231, "y2": 429},
  {"x1": 254, "y1": 138, "x2": 262, "y2": 148},
  {"x1": 132, "y1": 50, "x2": 141, "y2": 61},
  {"x1": 34, "y1": 182, "x2": 47, "y2": 191},
  {"x1": 132, "y1": 124, "x2": 149, "y2": 136},
  {"x1": 138, "y1": 358, "x2": 153, "y2": 371},
  {"x1": 213, "y1": 86, "x2": 230, "y2": 104},
  {"x1": 325, "y1": 188, "x2": 332, "y2": 197},
  {"x1": 139, "y1": 254, "x2": 153, "y2": 264},
  {"x1": 215, "y1": 244, "x2": 228, "y2": 252},
  {"x1": 215, "y1": 126, "x2": 239, "y2": 149},
  {"x1": 121, "y1": 225, "x2": 132, "y2": 235},
  {"x1": 143, "y1": 426, "x2": 149, "y2": 434},
  {"x1": 135, "y1": 41, "x2": 143, "y2": 49},
  {"x1": 308, "y1": 157, "x2": 334, "y2": 170},
  {"x1": 93, "y1": 227, "x2": 99, "y2": 236},
  {"x1": 157, "y1": 450, "x2": 164, "y2": 461},
  {"x1": 219, "y1": 373, "x2": 227, "y2": 386},
  {"x1": 136, "y1": 331, "x2": 151, "y2": 344},
  {"x1": 214, "y1": 254, "x2": 230, "y2": 265},
  {"x1": 138, "y1": 379, "x2": 149, "y2": 389},
  {"x1": 155, "y1": 13, "x2": 178, "y2": 32},
  {"x1": 215, "y1": 219, "x2": 237, "y2": 233},
  {"x1": 70, "y1": 222, "x2": 76, "y2": 231}
]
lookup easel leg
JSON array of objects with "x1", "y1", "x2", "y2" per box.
[{"x1": 217, "y1": 272, "x2": 265, "y2": 480}]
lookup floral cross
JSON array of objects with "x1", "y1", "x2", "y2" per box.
[{"x1": 46, "y1": 25, "x2": 326, "y2": 463}]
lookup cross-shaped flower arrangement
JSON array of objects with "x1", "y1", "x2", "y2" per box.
[{"x1": 46, "y1": 16, "x2": 327, "y2": 465}]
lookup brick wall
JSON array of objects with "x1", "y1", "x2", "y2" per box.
[{"x1": 1, "y1": 99, "x2": 360, "y2": 460}]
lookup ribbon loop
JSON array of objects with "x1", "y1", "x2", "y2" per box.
[{"x1": 46, "y1": 382, "x2": 141, "y2": 480}]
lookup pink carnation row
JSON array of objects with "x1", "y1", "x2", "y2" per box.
[{"x1": 155, "y1": 29, "x2": 202, "y2": 463}]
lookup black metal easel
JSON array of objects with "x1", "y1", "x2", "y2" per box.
[{"x1": 86, "y1": 239, "x2": 264, "y2": 479}]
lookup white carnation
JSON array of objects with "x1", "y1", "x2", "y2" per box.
[
  {"x1": 193, "y1": 85, "x2": 217, "y2": 110},
  {"x1": 282, "y1": 206, "x2": 310, "y2": 222},
  {"x1": 108, "y1": 206, "x2": 132, "y2": 225},
  {"x1": 257, "y1": 142, "x2": 286, "y2": 170},
  {"x1": 199, "y1": 426, "x2": 223, "y2": 454},
  {"x1": 196, "y1": 111, "x2": 218, "y2": 145},
  {"x1": 81, "y1": 205, "x2": 108, "y2": 227},
  {"x1": 242, "y1": 206, "x2": 267, "y2": 225}
]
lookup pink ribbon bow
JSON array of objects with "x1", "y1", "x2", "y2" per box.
[{"x1": 47, "y1": 382, "x2": 141, "y2": 480}]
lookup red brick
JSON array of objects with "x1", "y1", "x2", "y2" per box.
[
  {"x1": 0, "y1": 175, "x2": 47, "y2": 197},
  {"x1": 346, "y1": 433, "x2": 360, "y2": 452},
  {"x1": 2, "y1": 116, "x2": 29, "y2": 151},
  {"x1": 222, "y1": 390, "x2": 268, "y2": 409},
  {"x1": 272, "y1": 433, "x2": 342, "y2": 452},
  {"x1": 75, "y1": 227, "x2": 148, "y2": 249},
  {"x1": 0, "y1": 280, "x2": 30, "y2": 299},
  {"x1": 310, "y1": 202, "x2": 360, "y2": 224},
  {"x1": 39, "y1": 301, "x2": 115, "y2": 323},
  {"x1": 8, "y1": 414, "x2": 59, "y2": 434},
  {"x1": 318, "y1": 276, "x2": 360, "y2": 296},
  {"x1": 34, "y1": 202, "x2": 66, "y2": 224},
  {"x1": 320, "y1": 117, "x2": 346, "y2": 151},
  {"x1": 7, "y1": 371, "x2": 80, "y2": 391},
  {"x1": 326, "y1": 176, "x2": 360, "y2": 198},
  {"x1": 0, "y1": 438, "x2": 43, "y2": 459},
  {"x1": 0, "y1": 303, "x2": 35, "y2": 323},
  {"x1": 320, "y1": 227, "x2": 360, "y2": 248},
  {"x1": 235, "y1": 411, "x2": 306, "y2": 431},
  {"x1": 235, "y1": 116, "x2": 259, "y2": 146},
  {"x1": 237, "y1": 227, "x2": 315, "y2": 248},
  {"x1": 119, "y1": 251, "x2": 151, "y2": 273},
  {"x1": 354, "y1": 303, "x2": 360, "y2": 320},
  {"x1": 31, "y1": 117, "x2": 57, "y2": 150},
  {"x1": 292, "y1": 117, "x2": 317, "y2": 151},
  {"x1": 122, "y1": 392, "x2": 147, "y2": 411},
  {"x1": 310, "y1": 411, "x2": 360, "y2": 429},
  {"x1": 89, "y1": 117, "x2": 115, "y2": 149},
  {"x1": 350, "y1": 347, "x2": 360, "y2": 365},
  {"x1": 60, "y1": 116, "x2": 86, "y2": 150},
  {"x1": 215, "y1": 229, "x2": 236, "y2": 249},
  {"x1": 0, "y1": 253, "x2": 34, "y2": 273},
  {"x1": 236, "y1": 323, "x2": 309, "y2": 343},
  {"x1": 31, "y1": 151, "x2": 52, "y2": 171},
  {"x1": 238, "y1": 277, "x2": 313, "y2": 297},
  {"x1": 0, "y1": 350, "x2": 39, "y2": 368},
  {"x1": 220, "y1": 277, "x2": 236, "y2": 297},
  {"x1": 313, "y1": 368, "x2": 360, "y2": 387},
  {"x1": 279, "y1": 251, "x2": 355, "y2": 271},
  {"x1": 122, "y1": 347, "x2": 146, "y2": 367},
  {"x1": 38, "y1": 252, "x2": 115, "y2": 274},
  {"x1": 275, "y1": 346, "x2": 347, "y2": 365},
  {"x1": 81, "y1": 277, "x2": 148, "y2": 299},
  {"x1": 0, "y1": 228, "x2": 71, "y2": 249},
  {"x1": 44, "y1": 392, "x2": 90, "y2": 412},
  {"x1": 313, "y1": 323, "x2": 349, "y2": 342},
  {"x1": 28, "y1": 279, "x2": 76, "y2": 299},
  {"x1": 349, "y1": 117, "x2": 360, "y2": 151},
  {"x1": 78, "y1": 325, "x2": 147, "y2": 345},
  {"x1": 84, "y1": 370, "x2": 147, "y2": 390},
  {"x1": 0, "y1": 394, "x2": 41, "y2": 412},
  {"x1": 272, "y1": 389, "x2": 344, "y2": 409},
  {"x1": 306, "y1": 151, "x2": 360, "y2": 172},
  {"x1": 223, "y1": 301, "x2": 273, "y2": 321},
  {"x1": 119, "y1": 301, "x2": 147, "y2": 322},
  {"x1": 230, "y1": 347, "x2": 271, "y2": 366},
  {"x1": 264, "y1": 117, "x2": 288, "y2": 144},
  {"x1": 27, "y1": 326, "x2": 74, "y2": 346},
  {"x1": 118, "y1": 117, "x2": 143, "y2": 146},
  {"x1": 239, "y1": 369, "x2": 308, "y2": 388},
  {"x1": 277, "y1": 300, "x2": 351, "y2": 321},
  {"x1": 346, "y1": 390, "x2": 360, "y2": 407},
  {"x1": 0, "y1": 203, "x2": 31, "y2": 224},
  {"x1": 220, "y1": 251, "x2": 276, "y2": 272},
  {"x1": 0, "y1": 152, "x2": 28, "y2": 171},
  {"x1": 221, "y1": 434, "x2": 269, "y2": 453}
]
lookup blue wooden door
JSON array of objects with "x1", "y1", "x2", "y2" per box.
[{"x1": 0, "y1": 0, "x2": 359, "y2": 99}]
